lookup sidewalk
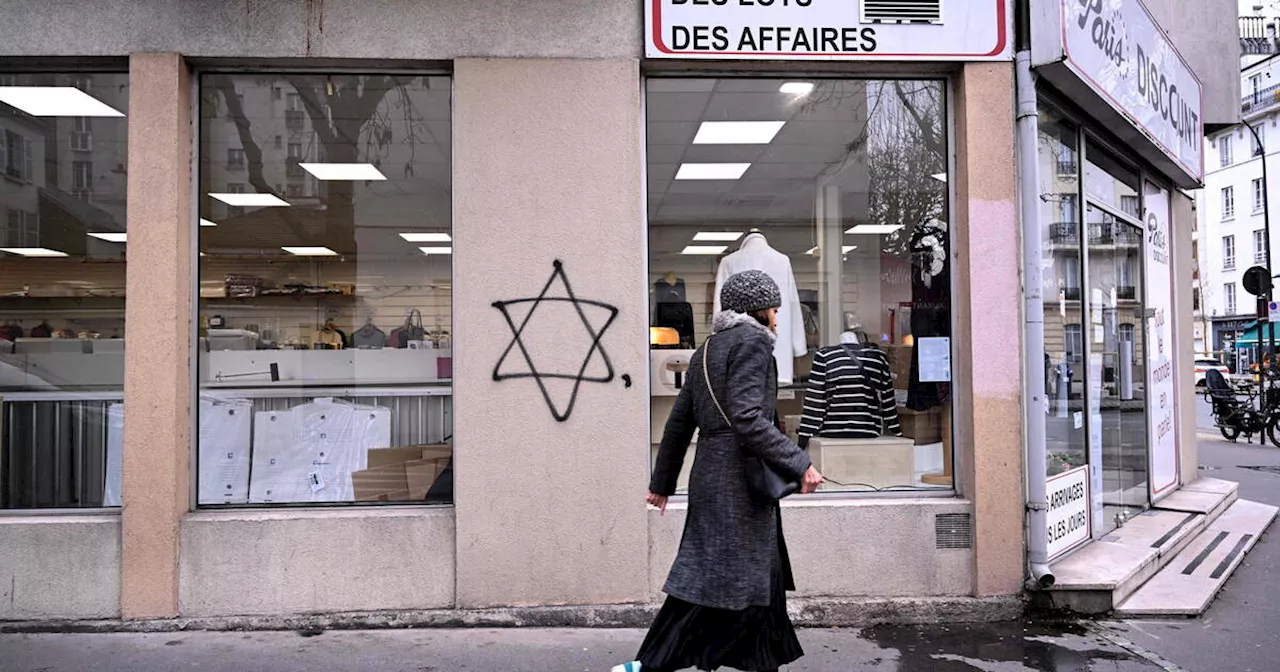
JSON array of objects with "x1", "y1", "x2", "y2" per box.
[{"x1": 0, "y1": 621, "x2": 1177, "y2": 671}]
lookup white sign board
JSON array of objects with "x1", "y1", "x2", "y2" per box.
[
  {"x1": 1047, "y1": 465, "x2": 1092, "y2": 558},
  {"x1": 1269, "y1": 301, "x2": 1280, "y2": 324},
  {"x1": 1041, "y1": 0, "x2": 1203, "y2": 181},
  {"x1": 645, "y1": 0, "x2": 1012, "y2": 60},
  {"x1": 1145, "y1": 183, "x2": 1179, "y2": 499}
]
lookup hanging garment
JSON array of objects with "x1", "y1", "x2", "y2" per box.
[
  {"x1": 351, "y1": 323, "x2": 387, "y2": 349},
  {"x1": 654, "y1": 301, "x2": 696, "y2": 348},
  {"x1": 797, "y1": 344, "x2": 902, "y2": 448},
  {"x1": 907, "y1": 225, "x2": 951, "y2": 411},
  {"x1": 713, "y1": 234, "x2": 807, "y2": 384},
  {"x1": 654, "y1": 277, "x2": 688, "y2": 304}
]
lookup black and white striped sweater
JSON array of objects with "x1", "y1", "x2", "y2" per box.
[{"x1": 797, "y1": 344, "x2": 902, "y2": 446}]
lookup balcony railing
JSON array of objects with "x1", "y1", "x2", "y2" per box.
[
  {"x1": 1116, "y1": 286, "x2": 1137, "y2": 301},
  {"x1": 1050, "y1": 222, "x2": 1079, "y2": 245},
  {"x1": 1242, "y1": 82, "x2": 1280, "y2": 116},
  {"x1": 1055, "y1": 159, "x2": 1078, "y2": 176},
  {"x1": 1241, "y1": 16, "x2": 1280, "y2": 55},
  {"x1": 1062, "y1": 287, "x2": 1082, "y2": 301}
]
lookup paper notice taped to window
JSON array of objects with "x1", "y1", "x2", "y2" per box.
[{"x1": 917, "y1": 337, "x2": 951, "y2": 382}]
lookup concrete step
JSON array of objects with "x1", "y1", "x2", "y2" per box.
[
  {"x1": 1115, "y1": 499, "x2": 1278, "y2": 616},
  {"x1": 1043, "y1": 478, "x2": 1239, "y2": 615}
]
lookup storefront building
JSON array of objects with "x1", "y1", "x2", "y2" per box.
[{"x1": 0, "y1": 1, "x2": 1234, "y2": 623}]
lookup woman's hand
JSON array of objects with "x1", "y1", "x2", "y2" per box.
[
  {"x1": 646, "y1": 492, "x2": 669, "y2": 515},
  {"x1": 801, "y1": 466, "x2": 824, "y2": 494}
]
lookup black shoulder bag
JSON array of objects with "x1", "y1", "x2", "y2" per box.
[{"x1": 702, "y1": 339, "x2": 800, "y2": 502}]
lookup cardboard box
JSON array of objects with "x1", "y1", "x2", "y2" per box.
[
  {"x1": 810, "y1": 436, "x2": 916, "y2": 490},
  {"x1": 886, "y1": 345, "x2": 913, "y2": 390},
  {"x1": 898, "y1": 406, "x2": 942, "y2": 445},
  {"x1": 354, "y1": 444, "x2": 452, "y2": 501}
]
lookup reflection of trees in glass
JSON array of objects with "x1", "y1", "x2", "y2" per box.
[
  {"x1": 208, "y1": 75, "x2": 434, "y2": 251},
  {"x1": 865, "y1": 82, "x2": 947, "y2": 255}
]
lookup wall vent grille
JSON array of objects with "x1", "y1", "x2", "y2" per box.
[
  {"x1": 935, "y1": 512, "x2": 972, "y2": 549},
  {"x1": 862, "y1": 0, "x2": 943, "y2": 24}
]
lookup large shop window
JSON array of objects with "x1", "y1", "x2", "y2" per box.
[
  {"x1": 0, "y1": 73, "x2": 128, "y2": 509},
  {"x1": 197, "y1": 74, "x2": 452, "y2": 507},
  {"x1": 645, "y1": 78, "x2": 954, "y2": 494}
]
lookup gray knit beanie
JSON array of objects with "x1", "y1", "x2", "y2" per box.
[{"x1": 720, "y1": 270, "x2": 781, "y2": 314}]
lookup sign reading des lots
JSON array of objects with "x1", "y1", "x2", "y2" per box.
[
  {"x1": 1032, "y1": 0, "x2": 1204, "y2": 186},
  {"x1": 645, "y1": 0, "x2": 1012, "y2": 60}
]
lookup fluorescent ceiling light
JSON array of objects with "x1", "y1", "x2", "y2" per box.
[
  {"x1": 693, "y1": 121, "x2": 786, "y2": 145},
  {"x1": 281, "y1": 246, "x2": 338, "y2": 256},
  {"x1": 931, "y1": 173, "x2": 947, "y2": 183},
  {"x1": 780, "y1": 82, "x2": 815, "y2": 95},
  {"x1": 199, "y1": 218, "x2": 218, "y2": 227},
  {"x1": 0, "y1": 87, "x2": 124, "y2": 117},
  {"x1": 681, "y1": 245, "x2": 727, "y2": 255},
  {"x1": 209, "y1": 193, "x2": 290, "y2": 207},
  {"x1": 805, "y1": 246, "x2": 858, "y2": 255},
  {"x1": 846, "y1": 224, "x2": 905, "y2": 235},
  {"x1": 693, "y1": 231, "x2": 744, "y2": 242},
  {"x1": 419, "y1": 247, "x2": 453, "y2": 255},
  {"x1": 400, "y1": 232, "x2": 452, "y2": 243},
  {"x1": 298, "y1": 163, "x2": 387, "y2": 181},
  {"x1": 88, "y1": 232, "x2": 127, "y2": 243},
  {"x1": 0, "y1": 247, "x2": 69, "y2": 257},
  {"x1": 675, "y1": 163, "x2": 751, "y2": 180}
]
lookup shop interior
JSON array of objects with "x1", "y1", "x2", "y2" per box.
[{"x1": 645, "y1": 77, "x2": 955, "y2": 493}]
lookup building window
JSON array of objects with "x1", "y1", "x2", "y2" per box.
[
  {"x1": 1255, "y1": 177, "x2": 1266, "y2": 213},
  {"x1": 1223, "y1": 186, "x2": 1236, "y2": 219},
  {"x1": 1254, "y1": 125, "x2": 1267, "y2": 157},
  {"x1": 1064, "y1": 324, "x2": 1084, "y2": 363},
  {"x1": 1224, "y1": 235, "x2": 1236, "y2": 270},
  {"x1": 197, "y1": 73, "x2": 453, "y2": 507},
  {"x1": 71, "y1": 160, "x2": 93, "y2": 201},
  {"x1": 1225, "y1": 283, "x2": 1237, "y2": 314},
  {"x1": 646, "y1": 77, "x2": 952, "y2": 494},
  {"x1": 1193, "y1": 287, "x2": 1202, "y2": 312},
  {"x1": 2, "y1": 130, "x2": 34, "y2": 182},
  {"x1": 1222, "y1": 135, "x2": 1233, "y2": 167},
  {"x1": 227, "y1": 148, "x2": 245, "y2": 169},
  {"x1": 0, "y1": 71, "x2": 129, "y2": 510},
  {"x1": 1256, "y1": 229, "x2": 1267, "y2": 264},
  {"x1": 71, "y1": 116, "x2": 92, "y2": 151}
]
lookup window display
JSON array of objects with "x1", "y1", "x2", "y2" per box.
[
  {"x1": 0, "y1": 72, "x2": 129, "y2": 509},
  {"x1": 646, "y1": 77, "x2": 952, "y2": 493},
  {"x1": 196, "y1": 73, "x2": 453, "y2": 506}
]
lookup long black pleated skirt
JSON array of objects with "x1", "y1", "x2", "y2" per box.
[{"x1": 635, "y1": 507, "x2": 803, "y2": 672}]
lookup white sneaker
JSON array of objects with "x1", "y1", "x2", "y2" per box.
[{"x1": 610, "y1": 662, "x2": 641, "y2": 672}]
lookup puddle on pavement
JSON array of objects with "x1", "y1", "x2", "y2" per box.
[{"x1": 859, "y1": 619, "x2": 1148, "y2": 671}]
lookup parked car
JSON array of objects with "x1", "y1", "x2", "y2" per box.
[{"x1": 1194, "y1": 358, "x2": 1231, "y2": 386}]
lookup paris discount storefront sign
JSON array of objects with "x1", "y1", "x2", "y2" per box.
[
  {"x1": 644, "y1": 0, "x2": 1012, "y2": 60},
  {"x1": 1031, "y1": 0, "x2": 1204, "y2": 186}
]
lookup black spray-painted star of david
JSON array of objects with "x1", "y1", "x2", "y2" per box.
[{"x1": 492, "y1": 260, "x2": 618, "y2": 422}]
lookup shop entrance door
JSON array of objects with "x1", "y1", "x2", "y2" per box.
[{"x1": 1085, "y1": 202, "x2": 1150, "y2": 535}]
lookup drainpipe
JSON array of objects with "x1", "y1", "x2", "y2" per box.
[{"x1": 1016, "y1": 49, "x2": 1055, "y2": 589}]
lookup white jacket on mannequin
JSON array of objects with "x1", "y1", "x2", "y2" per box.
[{"x1": 714, "y1": 233, "x2": 807, "y2": 384}]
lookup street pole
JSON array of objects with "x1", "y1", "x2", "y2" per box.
[{"x1": 1245, "y1": 120, "x2": 1272, "y2": 416}]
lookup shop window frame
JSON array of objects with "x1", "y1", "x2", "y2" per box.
[
  {"x1": 188, "y1": 66, "x2": 455, "y2": 511},
  {"x1": 639, "y1": 69, "x2": 961, "y2": 501}
]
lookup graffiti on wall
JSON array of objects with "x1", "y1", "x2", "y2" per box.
[{"x1": 493, "y1": 260, "x2": 620, "y2": 422}]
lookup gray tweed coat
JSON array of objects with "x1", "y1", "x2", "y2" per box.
[{"x1": 649, "y1": 311, "x2": 813, "y2": 611}]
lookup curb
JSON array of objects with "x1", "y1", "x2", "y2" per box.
[{"x1": 0, "y1": 596, "x2": 1025, "y2": 634}]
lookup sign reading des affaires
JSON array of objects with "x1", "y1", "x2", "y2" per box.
[{"x1": 645, "y1": 0, "x2": 1012, "y2": 61}]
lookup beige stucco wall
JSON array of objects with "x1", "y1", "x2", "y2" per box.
[
  {"x1": 0, "y1": 516, "x2": 121, "y2": 620},
  {"x1": 649, "y1": 499, "x2": 974, "y2": 600},
  {"x1": 121, "y1": 52, "x2": 193, "y2": 620},
  {"x1": 179, "y1": 509, "x2": 455, "y2": 617},
  {"x1": 451, "y1": 58, "x2": 651, "y2": 608},
  {"x1": 953, "y1": 62, "x2": 1025, "y2": 596}
]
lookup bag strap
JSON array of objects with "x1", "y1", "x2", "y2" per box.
[{"x1": 702, "y1": 339, "x2": 732, "y2": 429}]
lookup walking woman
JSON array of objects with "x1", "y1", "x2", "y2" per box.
[{"x1": 616, "y1": 270, "x2": 824, "y2": 672}]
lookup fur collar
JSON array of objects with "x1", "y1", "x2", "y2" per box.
[{"x1": 711, "y1": 310, "x2": 777, "y2": 343}]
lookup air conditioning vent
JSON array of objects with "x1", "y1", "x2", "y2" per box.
[
  {"x1": 935, "y1": 512, "x2": 972, "y2": 549},
  {"x1": 862, "y1": 0, "x2": 943, "y2": 24}
]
